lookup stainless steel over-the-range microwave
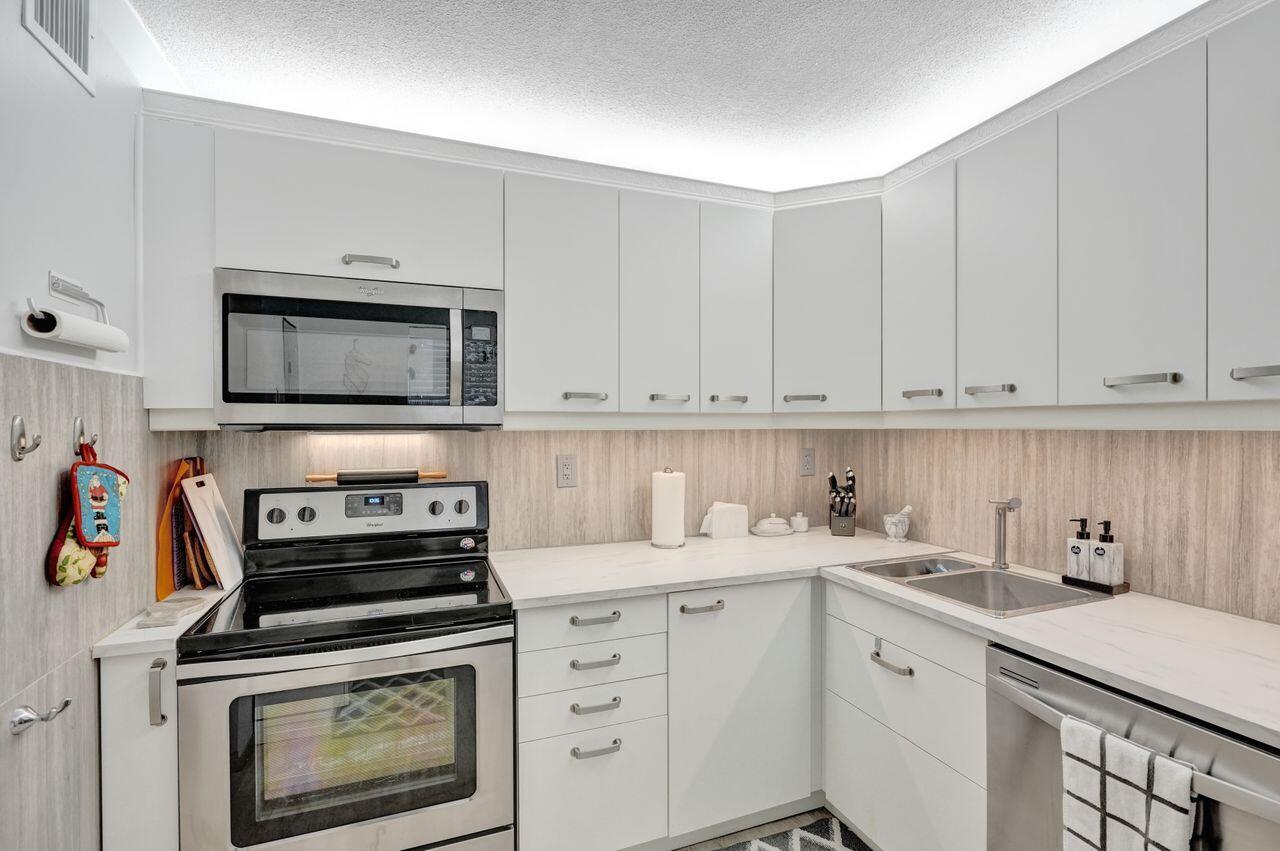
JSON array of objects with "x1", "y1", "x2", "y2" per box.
[{"x1": 214, "y1": 268, "x2": 503, "y2": 430}]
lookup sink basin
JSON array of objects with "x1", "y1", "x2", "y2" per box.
[
  {"x1": 857, "y1": 557, "x2": 981, "y2": 579},
  {"x1": 906, "y1": 569, "x2": 1100, "y2": 618}
]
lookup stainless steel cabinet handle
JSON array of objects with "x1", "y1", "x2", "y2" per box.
[
  {"x1": 709, "y1": 395, "x2": 748, "y2": 403},
  {"x1": 870, "y1": 638, "x2": 914, "y2": 677},
  {"x1": 648, "y1": 393, "x2": 691, "y2": 402},
  {"x1": 571, "y1": 738, "x2": 622, "y2": 760},
  {"x1": 562, "y1": 392, "x2": 609, "y2": 401},
  {"x1": 902, "y1": 388, "x2": 943, "y2": 399},
  {"x1": 1103, "y1": 372, "x2": 1182, "y2": 388},
  {"x1": 8, "y1": 698, "x2": 72, "y2": 736},
  {"x1": 964, "y1": 383, "x2": 1016, "y2": 395},
  {"x1": 783, "y1": 394, "x2": 828, "y2": 402},
  {"x1": 569, "y1": 610, "x2": 621, "y2": 627},
  {"x1": 570, "y1": 696, "x2": 622, "y2": 715},
  {"x1": 570, "y1": 653, "x2": 621, "y2": 671},
  {"x1": 149, "y1": 658, "x2": 168, "y2": 727},
  {"x1": 679, "y1": 599, "x2": 725, "y2": 615},
  {"x1": 341, "y1": 253, "x2": 401, "y2": 269},
  {"x1": 1230, "y1": 364, "x2": 1280, "y2": 381}
]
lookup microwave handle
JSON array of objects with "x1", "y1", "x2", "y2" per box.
[{"x1": 450, "y1": 308, "x2": 463, "y2": 406}]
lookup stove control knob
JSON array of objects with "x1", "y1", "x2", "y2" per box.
[
  {"x1": 266, "y1": 507, "x2": 287, "y2": 525},
  {"x1": 297, "y1": 506, "x2": 317, "y2": 524},
  {"x1": 454, "y1": 499, "x2": 471, "y2": 515},
  {"x1": 460, "y1": 537, "x2": 476, "y2": 551},
  {"x1": 428, "y1": 500, "x2": 445, "y2": 516}
]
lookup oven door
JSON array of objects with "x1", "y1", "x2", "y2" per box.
[{"x1": 178, "y1": 627, "x2": 513, "y2": 850}]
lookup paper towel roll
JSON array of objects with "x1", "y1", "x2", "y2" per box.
[
  {"x1": 651, "y1": 468, "x2": 686, "y2": 549},
  {"x1": 21, "y1": 305, "x2": 130, "y2": 353}
]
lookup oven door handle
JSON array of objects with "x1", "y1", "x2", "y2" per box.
[
  {"x1": 988, "y1": 674, "x2": 1280, "y2": 826},
  {"x1": 177, "y1": 624, "x2": 513, "y2": 681}
]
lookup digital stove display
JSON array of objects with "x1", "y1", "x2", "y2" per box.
[{"x1": 344, "y1": 492, "x2": 403, "y2": 518}]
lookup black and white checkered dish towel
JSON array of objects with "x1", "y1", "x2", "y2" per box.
[{"x1": 1062, "y1": 716, "x2": 1199, "y2": 851}]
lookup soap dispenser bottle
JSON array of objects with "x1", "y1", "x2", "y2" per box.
[
  {"x1": 1090, "y1": 520, "x2": 1128, "y2": 592},
  {"x1": 1066, "y1": 518, "x2": 1091, "y2": 582}
]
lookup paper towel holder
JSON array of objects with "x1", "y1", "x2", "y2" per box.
[
  {"x1": 48, "y1": 273, "x2": 111, "y2": 325},
  {"x1": 21, "y1": 273, "x2": 130, "y2": 354}
]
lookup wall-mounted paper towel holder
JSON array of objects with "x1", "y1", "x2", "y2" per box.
[{"x1": 21, "y1": 272, "x2": 130, "y2": 353}]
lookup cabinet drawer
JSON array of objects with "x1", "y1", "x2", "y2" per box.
[
  {"x1": 517, "y1": 595, "x2": 666, "y2": 652},
  {"x1": 825, "y1": 616, "x2": 985, "y2": 786},
  {"x1": 825, "y1": 581, "x2": 986, "y2": 682},
  {"x1": 518, "y1": 674, "x2": 666, "y2": 743},
  {"x1": 824, "y1": 690, "x2": 985, "y2": 851},
  {"x1": 518, "y1": 715, "x2": 668, "y2": 851},
  {"x1": 518, "y1": 633, "x2": 667, "y2": 698}
]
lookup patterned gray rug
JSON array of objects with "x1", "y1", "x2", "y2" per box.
[{"x1": 721, "y1": 815, "x2": 873, "y2": 850}]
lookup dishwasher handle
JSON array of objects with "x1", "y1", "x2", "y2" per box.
[{"x1": 988, "y1": 673, "x2": 1280, "y2": 826}]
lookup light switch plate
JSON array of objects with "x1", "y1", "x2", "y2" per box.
[
  {"x1": 556, "y1": 454, "x2": 577, "y2": 488},
  {"x1": 800, "y1": 448, "x2": 816, "y2": 477}
]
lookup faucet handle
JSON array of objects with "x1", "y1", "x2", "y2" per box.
[{"x1": 989, "y1": 496, "x2": 1022, "y2": 511}]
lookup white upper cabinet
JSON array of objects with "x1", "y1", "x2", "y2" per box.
[
  {"x1": 699, "y1": 203, "x2": 774, "y2": 413},
  {"x1": 956, "y1": 113, "x2": 1058, "y2": 408},
  {"x1": 504, "y1": 173, "x2": 620, "y2": 412},
  {"x1": 214, "y1": 129, "x2": 503, "y2": 289},
  {"x1": 882, "y1": 162, "x2": 956, "y2": 411},
  {"x1": 773, "y1": 198, "x2": 882, "y2": 412},
  {"x1": 619, "y1": 191, "x2": 700, "y2": 412},
  {"x1": 1208, "y1": 2, "x2": 1280, "y2": 400},
  {"x1": 1058, "y1": 41, "x2": 1207, "y2": 405}
]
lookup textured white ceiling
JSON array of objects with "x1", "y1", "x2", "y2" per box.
[{"x1": 131, "y1": 0, "x2": 1209, "y2": 191}]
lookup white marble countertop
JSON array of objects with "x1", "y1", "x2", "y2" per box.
[
  {"x1": 823, "y1": 552, "x2": 1280, "y2": 752},
  {"x1": 92, "y1": 586, "x2": 228, "y2": 659},
  {"x1": 491, "y1": 528, "x2": 951, "y2": 609}
]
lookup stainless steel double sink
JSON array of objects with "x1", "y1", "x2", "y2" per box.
[{"x1": 852, "y1": 557, "x2": 1104, "y2": 618}]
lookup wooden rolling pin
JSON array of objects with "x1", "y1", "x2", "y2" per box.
[{"x1": 305, "y1": 468, "x2": 447, "y2": 485}]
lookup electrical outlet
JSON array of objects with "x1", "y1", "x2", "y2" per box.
[
  {"x1": 800, "y1": 448, "x2": 816, "y2": 477},
  {"x1": 556, "y1": 454, "x2": 578, "y2": 488}
]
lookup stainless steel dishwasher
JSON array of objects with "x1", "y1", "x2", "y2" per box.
[{"x1": 987, "y1": 646, "x2": 1280, "y2": 850}]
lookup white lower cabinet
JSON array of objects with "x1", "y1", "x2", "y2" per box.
[{"x1": 518, "y1": 715, "x2": 668, "y2": 851}]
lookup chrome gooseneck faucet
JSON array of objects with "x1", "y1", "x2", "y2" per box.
[{"x1": 989, "y1": 497, "x2": 1022, "y2": 569}]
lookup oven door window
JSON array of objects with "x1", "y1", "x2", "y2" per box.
[
  {"x1": 223, "y1": 293, "x2": 454, "y2": 405},
  {"x1": 228, "y1": 665, "x2": 477, "y2": 846}
]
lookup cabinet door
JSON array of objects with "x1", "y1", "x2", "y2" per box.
[
  {"x1": 700, "y1": 203, "x2": 774, "y2": 412},
  {"x1": 619, "y1": 190, "x2": 700, "y2": 412},
  {"x1": 957, "y1": 114, "x2": 1058, "y2": 408},
  {"x1": 215, "y1": 129, "x2": 503, "y2": 289},
  {"x1": 504, "y1": 174, "x2": 619, "y2": 411},
  {"x1": 773, "y1": 198, "x2": 882, "y2": 412},
  {"x1": 882, "y1": 162, "x2": 956, "y2": 410},
  {"x1": 1208, "y1": 3, "x2": 1280, "y2": 400},
  {"x1": 1059, "y1": 41, "x2": 1207, "y2": 405},
  {"x1": 142, "y1": 117, "x2": 215, "y2": 411},
  {"x1": 668, "y1": 579, "x2": 813, "y2": 835}
]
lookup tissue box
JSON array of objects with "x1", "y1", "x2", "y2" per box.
[{"x1": 699, "y1": 502, "x2": 749, "y2": 539}]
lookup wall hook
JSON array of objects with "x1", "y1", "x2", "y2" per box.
[
  {"x1": 10, "y1": 415, "x2": 42, "y2": 462},
  {"x1": 9, "y1": 698, "x2": 72, "y2": 736},
  {"x1": 73, "y1": 416, "x2": 98, "y2": 457}
]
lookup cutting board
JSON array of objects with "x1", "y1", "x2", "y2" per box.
[{"x1": 180, "y1": 475, "x2": 244, "y2": 591}]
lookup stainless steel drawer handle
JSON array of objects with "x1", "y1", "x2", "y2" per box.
[
  {"x1": 964, "y1": 383, "x2": 1017, "y2": 395},
  {"x1": 571, "y1": 738, "x2": 622, "y2": 760},
  {"x1": 649, "y1": 393, "x2": 692, "y2": 402},
  {"x1": 709, "y1": 395, "x2": 748, "y2": 403},
  {"x1": 870, "y1": 639, "x2": 913, "y2": 677},
  {"x1": 679, "y1": 599, "x2": 725, "y2": 615},
  {"x1": 8, "y1": 698, "x2": 72, "y2": 736},
  {"x1": 902, "y1": 388, "x2": 943, "y2": 399},
  {"x1": 149, "y1": 658, "x2": 168, "y2": 727},
  {"x1": 1230, "y1": 364, "x2": 1280, "y2": 381},
  {"x1": 783, "y1": 394, "x2": 828, "y2": 402},
  {"x1": 341, "y1": 253, "x2": 401, "y2": 269},
  {"x1": 570, "y1": 697, "x2": 622, "y2": 715},
  {"x1": 569, "y1": 611, "x2": 621, "y2": 627},
  {"x1": 1103, "y1": 372, "x2": 1182, "y2": 388},
  {"x1": 570, "y1": 653, "x2": 621, "y2": 671},
  {"x1": 563, "y1": 392, "x2": 609, "y2": 401}
]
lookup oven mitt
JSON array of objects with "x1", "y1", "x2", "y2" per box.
[{"x1": 45, "y1": 443, "x2": 130, "y2": 587}]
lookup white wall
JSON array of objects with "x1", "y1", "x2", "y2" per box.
[{"x1": 0, "y1": 0, "x2": 141, "y2": 374}]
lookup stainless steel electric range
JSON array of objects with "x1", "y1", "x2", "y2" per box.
[{"x1": 176, "y1": 480, "x2": 513, "y2": 851}]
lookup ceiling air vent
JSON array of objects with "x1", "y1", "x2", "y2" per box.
[{"x1": 22, "y1": 0, "x2": 95, "y2": 95}]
